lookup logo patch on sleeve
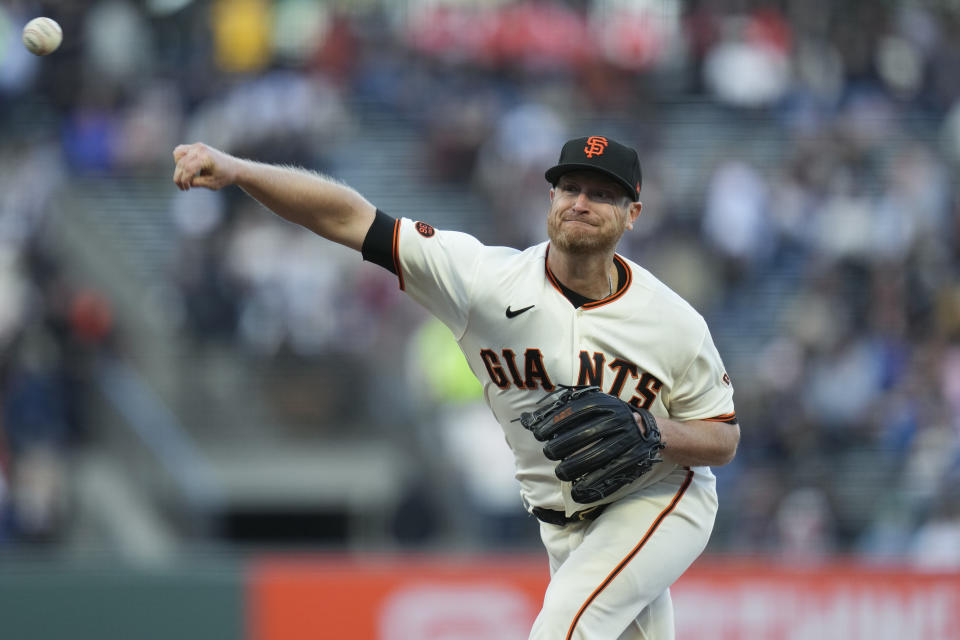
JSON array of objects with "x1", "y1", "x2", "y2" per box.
[
  {"x1": 415, "y1": 221, "x2": 436, "y2": 238},
  {"x1": 722, "y1": 372, "x2": 731, "y2": 387}
]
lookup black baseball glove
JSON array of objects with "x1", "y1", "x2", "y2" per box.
[{"x1": 519, "y1": 385, "x2": 665, "y2": 504}]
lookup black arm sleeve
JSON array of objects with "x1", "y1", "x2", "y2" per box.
[{"x1": 361, "y1": 209, "x2": 398, "y2": 275}]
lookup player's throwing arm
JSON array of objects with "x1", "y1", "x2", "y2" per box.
[{"x1": 172, "y1": 142, "x2": 375, "y2": 249}]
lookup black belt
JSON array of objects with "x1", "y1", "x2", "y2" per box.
[{"x1": 531, "y1": 503, "x2": 608, "y2": 526}]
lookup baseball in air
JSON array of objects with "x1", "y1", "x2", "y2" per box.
[{"x1": 22, "y1": 17, "x2": 62, "y2": 56}]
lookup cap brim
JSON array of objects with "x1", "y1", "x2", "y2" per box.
[{"x1": 545, "y1": 163, "x2": 638, "y2": 201}]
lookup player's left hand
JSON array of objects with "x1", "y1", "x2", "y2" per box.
[{"x1": 519, "y1": 386, "x2": 665, "y2": 504}]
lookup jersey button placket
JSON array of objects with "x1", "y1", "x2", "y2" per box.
[{"x1": 571, "y1": 308, "x2": 583, "y2": 377}]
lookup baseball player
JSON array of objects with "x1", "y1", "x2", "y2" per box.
[{"x1": 173, "y1": 134, "x2": 739, "y2": 639}]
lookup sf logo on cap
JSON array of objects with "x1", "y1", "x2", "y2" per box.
[{"x1": 584, "y1": 136, "x2": 608, "y2": 158}]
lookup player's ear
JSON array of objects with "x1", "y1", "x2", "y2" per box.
[
  {"x1": 625, "y1": 201, "x2": 642, "y2": 230},
  {"x1": 549, "y1": 187, "x2": 556, "y2": 202}
]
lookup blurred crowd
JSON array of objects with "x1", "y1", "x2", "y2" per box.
[{"x1": 1, "y1": 0, "x2": 960, "y2": 564}]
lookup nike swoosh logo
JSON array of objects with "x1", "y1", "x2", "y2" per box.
[{"x1": 505, "y1": 304, "x2": 535, "y2": 319}]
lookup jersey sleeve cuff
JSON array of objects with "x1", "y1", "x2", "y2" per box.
[{"x1": 701, "y1": 412, "x2": 738, "y2": 425}]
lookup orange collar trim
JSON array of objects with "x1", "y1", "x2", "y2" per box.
[{"x1": 544, "y1": 246, "x2": 632, "y2": 309}]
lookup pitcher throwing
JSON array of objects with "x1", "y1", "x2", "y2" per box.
[{"x1": 173, "y1": 134, "x2": 739, "y2": 639}]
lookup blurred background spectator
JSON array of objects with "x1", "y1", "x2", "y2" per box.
[{"x1": 0, "y1": 0, "x2": 959, "y2": 568}]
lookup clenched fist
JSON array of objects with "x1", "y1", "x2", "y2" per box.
[{"x1": 172, "y1": 143, "x2": 240, "y2": 191}]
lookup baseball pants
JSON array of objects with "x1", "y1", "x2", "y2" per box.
[{"x1": 528, "y1": 467, "x2": 718, "y2": 640}]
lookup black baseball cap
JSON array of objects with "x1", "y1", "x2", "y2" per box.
[{"x1": 545, "y1": 136, "x2": 642, "y2": 201}]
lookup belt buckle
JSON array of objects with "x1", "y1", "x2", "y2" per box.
[{"x1": 575, "y1": 505, "x2": 601, "y2": 521}]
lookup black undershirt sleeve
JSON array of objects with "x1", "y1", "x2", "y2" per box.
[{"x1": 361, "y1": 209, "x2": 397, "y2": 274}]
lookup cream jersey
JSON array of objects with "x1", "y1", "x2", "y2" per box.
[{"x1": 362, "y1": 212, "x2": 737, "y2": 517}]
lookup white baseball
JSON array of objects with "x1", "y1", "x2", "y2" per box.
[{"x1": 22, "y1": 17, "x2": 62, "y2": 56}]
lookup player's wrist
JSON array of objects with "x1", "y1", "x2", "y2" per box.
[
  {"x1": 231, "y1": 156, "x2": 255, "y2": 187},
  {"x1": 629, "y1": 405, "x2": 657, "y2": 437}
]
